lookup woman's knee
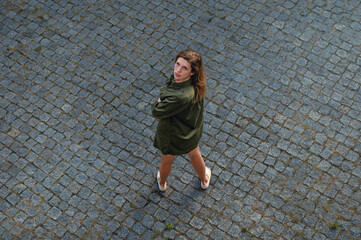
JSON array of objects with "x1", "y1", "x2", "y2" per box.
[
  {"x1": 161, "y1": 154, "x2": 175, "y2": 164},
  {"x1": 187, "y1": 146, "x2": 200, "y2": 158}
]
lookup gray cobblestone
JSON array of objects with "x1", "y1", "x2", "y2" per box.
[{"x1": 1, "y1": 0, "x2": 361, "y2": 239}]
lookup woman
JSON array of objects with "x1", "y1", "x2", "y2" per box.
[{"x1": 152, "y1": 49, "x2": 211, "y2": 192}]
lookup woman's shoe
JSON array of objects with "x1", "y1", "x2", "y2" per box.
[
  {"x1": 201, "y1": 167, "x2": 211, "y2": 190},
  {"x1": 157, "y1": 171, "x2": 167, "y2": 192}
]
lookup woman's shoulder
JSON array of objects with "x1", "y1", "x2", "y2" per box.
[
  {"x1": 181, "y1": 84, "x2": 195, "y2": 100},
  {"x1": 161, "y1": 85, "x2": 194, "y2": 100}
]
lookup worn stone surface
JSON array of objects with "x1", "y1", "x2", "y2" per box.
[{"x1": 0, "y1": 0, "x2": 360, "y2": 239}]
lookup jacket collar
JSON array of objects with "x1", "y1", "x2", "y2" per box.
[{"x1": 167, "y1": 75, "x2": 193, "y2": 88}]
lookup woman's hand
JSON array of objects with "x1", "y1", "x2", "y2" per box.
[{"x1": 158, "y1": 98, "x2": 161, "y2": 102}]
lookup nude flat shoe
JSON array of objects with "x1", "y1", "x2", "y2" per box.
[
  {"x1": 201, "y1": 167, "x2": 211, "y2": 190},
  {"x1": 157, "y1": 171, "x2": 167, "y2": 192}
]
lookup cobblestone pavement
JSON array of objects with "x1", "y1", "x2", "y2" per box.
[{"x1": 1, "y1": 0, "x2": 360, "y2": 239}]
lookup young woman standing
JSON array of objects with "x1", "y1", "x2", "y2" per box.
[{"x1": 152, "y1": 49, "x2": 211, "y2": 192}]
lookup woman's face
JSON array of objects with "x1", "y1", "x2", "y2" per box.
[{"x1": 174, "y1": 57, "x2": 193, "y2": 82}]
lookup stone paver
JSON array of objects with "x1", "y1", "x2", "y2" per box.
[{"x1": 1, "y1": 0, "x2": 361, "y2": 239}]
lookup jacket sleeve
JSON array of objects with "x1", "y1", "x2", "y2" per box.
[{"x1": 152, "y1": 95, "x2": 191, "y2": 119}]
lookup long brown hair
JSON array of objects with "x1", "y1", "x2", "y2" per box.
[{"x1": 175, "y1": 49, "x2": 206, "y2": 102}]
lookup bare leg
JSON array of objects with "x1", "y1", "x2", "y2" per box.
[
  {"x1": 159, "y1": 154, "x2": 175, "y2": 187},
  {"x1": 188, "y1": 146, "x2": 208, "y2": 186}
]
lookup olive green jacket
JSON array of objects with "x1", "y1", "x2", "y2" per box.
[{"x1": 152, "y1": 76, "x2": 204, "y2": 155}]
